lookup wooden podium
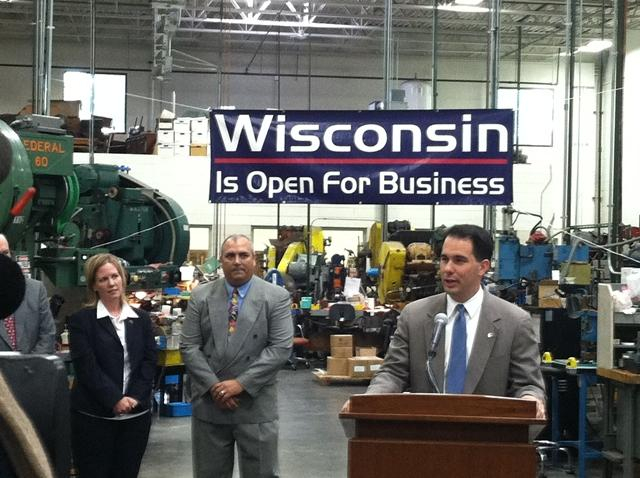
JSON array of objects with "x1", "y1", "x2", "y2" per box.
[{"x1": 339, "y1": 393, "x2": 544, "y2": 478}]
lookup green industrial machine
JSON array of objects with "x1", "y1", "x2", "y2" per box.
[{"x1": 0, "y1": 116, "x2": 189, "y2": 288}]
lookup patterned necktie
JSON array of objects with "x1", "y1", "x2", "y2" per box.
[
  {"x1": 4, "y1": 315, "x2": 17, "y2": 350},
  {"x1": 228, "y1": 288, "x2": 239, "y2": 334},
  {"x1": 446, "y1": 304, "x2": 467, "y2": 393}
]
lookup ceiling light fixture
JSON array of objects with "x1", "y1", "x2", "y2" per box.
[
  {"x1": 439, "y1": 3, "x2": 489, "y2": 13},
  {"x1": 454, "y1": 0, "x2": 483, "y2": 5},
  {"x1": 577, "y1": 39, "x2": 613, "y2": 53}
]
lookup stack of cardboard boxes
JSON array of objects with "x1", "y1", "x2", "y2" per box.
[
  {"x1": 326, "y1": 334, "x2": 383, "y2": 378},
  {"x1": 156, "y1": 116, "x2": 210, "y2": 158}
]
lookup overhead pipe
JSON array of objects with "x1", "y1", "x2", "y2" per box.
[
  {"x1": 32, "y1": 0, "x2": 45, "y2": 114},
  {"x1": 429, "y1": 0, "x2": 438, "y2": 229},
  {"x1": 562, "y1": 0, "x2": 576, "y2": 235},
  {"x1": 383, "y1": 0, "x2": 393, "y2": 109},
  {"x1": 381, "y1": 0, "x2": 393, "y2": 241},
  {"x1": 89, "y1": 0, "x2": 96, "y2": 163},
  {"x1": 515, "y1": 26, "x2": 522, "y2": 153},
  {"x1": 608, "y1": 0, "x2": 626, "y2": 277},
  {"x1": 593, "y1": 0, "x2": 606, "y2": 229},
  {"x1": 43, "y1": 0, "x2": 54, "y2": 115},
  {"x1": 484, "y1": 0, "x2": 501, "y2": 234}
]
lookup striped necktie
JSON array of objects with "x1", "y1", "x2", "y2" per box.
[
  {"x1": 4, "y1": 315, "x2": 17, "y2": 350},
  {"x1": 446, "y1": 304, "x2": 467, "y2": 393},
  {"x1": 228, "y1": 288, "x2": 239, "y2": 334}
]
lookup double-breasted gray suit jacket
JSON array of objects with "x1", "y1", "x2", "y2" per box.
[
  {"x1": 367, "y1": 289, "x2": 545, "y2": 401},
  {"x1": 180, "y1": 276, "x2": 293, "y2": 424},
  {"x1": 0, "y1": 278, "x2": 55, "y2": 354}
]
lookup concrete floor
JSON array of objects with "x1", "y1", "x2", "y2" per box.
[{"x1": 138, "y1": 368, "x2": 614, "y2": 478}]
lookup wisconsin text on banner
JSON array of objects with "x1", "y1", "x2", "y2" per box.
[{"x1": 209, "y1": 109, "x2": 514, "y2": 205}]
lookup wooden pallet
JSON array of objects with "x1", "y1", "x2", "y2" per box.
[{"x1": 312, "y1": 370, "x2": 372, "y2": 385}]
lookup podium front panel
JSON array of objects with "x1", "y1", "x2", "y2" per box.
[{"x1": 349, "y1": 439, "x2": 536, "y2": 478}]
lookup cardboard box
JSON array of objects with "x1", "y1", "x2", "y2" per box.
[
  {"x1": 331, "y1": 346, "x2": 353, "y2": 358},
  {"x1": 157, "y1": 130, "x2": 174, "y2": 143},
  {"x1": 174, "y1": 130, "x2": 191, "y2": 145},
  {"x1": 326, "y1": 357, "x2": 349, "y2": 376},
  {"x1": 158, "y1": 119, "x2": 173, "y2": 130},
  {"x1": 190, "y1": 117, "x2": 209, "y2": 133},
  {"x1": 330, "y1": 334, "x2": 353, "y2": 348},
  {"x1": 190, "y1": 144, "x2": 208, "y2": 156},
  {"x1": 356, "y1": 346, "x2": 378, "y2": 357},
  {"x1": 347, "y1": 357, "x2": 384, "y2": 378},
  {"x1": 156, "y1": 143, "x2": 174, "y2": 158},
  {"x1": 191, "y1": 131, "x2": 210, "y2": 144},
  {"x1": 538, "y1": 280, "x2": 564, "y2": 308},
  {"x1": 174, "y1": 118, "x2": 191, "y2": 133},
  {"x1": 19, "y1": 100, "x2": 81, "y2": 118},
  {"x1": 174, "y1": 143, "x2": 190, "y2": 158}
]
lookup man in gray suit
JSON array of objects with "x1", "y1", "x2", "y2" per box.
[
  {"x1": 349, "y1": 224, "x2": 545, "y2": 418},
  {"x1": 0, "y1": 234, "x2": 56, "y2": 354},
  {"x1": 181, "y1": 234, "x2": 293, "y2": 478}
]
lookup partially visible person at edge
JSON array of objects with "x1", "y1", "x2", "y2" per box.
[
  {"x1": 343, "y1": 224, "x2": 546, "y2": 419},
  {"x1": 68, "y1": 253, "x2": 156, "y2": 478},
  {"x1": 0, "y1": 234, "x2": 56, "y2": 354},
  {"x1": 0, "y1": 252, "x2": 55, "y2": 478}
]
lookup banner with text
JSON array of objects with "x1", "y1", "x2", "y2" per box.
[{"x1": 209, "y1": 109, "x2": 513, "y2": 205}]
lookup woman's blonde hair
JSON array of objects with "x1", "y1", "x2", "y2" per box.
[{"x1": 83, "y1": 253, "x2": 128, "y2": 307}]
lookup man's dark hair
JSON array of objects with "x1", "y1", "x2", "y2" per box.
[{"x1": 444, "y1": 224, "x2": 493, "y2": 262}]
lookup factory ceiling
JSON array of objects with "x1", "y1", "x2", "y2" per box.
[{"x1": 1, "y1": 0, "x2": 638, "y2": 64}]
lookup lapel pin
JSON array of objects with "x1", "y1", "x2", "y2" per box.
[{"x1": 487, "y1": 332, "x2": 495, "y2": 338}]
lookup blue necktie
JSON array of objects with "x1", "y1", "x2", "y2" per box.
[{"x1": 446, "y1": 304, "x2": 467, "y2": 393}]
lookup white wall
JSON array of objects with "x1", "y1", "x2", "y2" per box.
[{"x1": 1, "y1": 34, "x2": 628, "y2": 253}]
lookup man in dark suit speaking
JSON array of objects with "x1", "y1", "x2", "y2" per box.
[
  {"x1": 181, "y1": 234, "x2": 293, "y2": 477},
  {"x1": 346, "y1": 224, "x2": 545, "y2": 418}
]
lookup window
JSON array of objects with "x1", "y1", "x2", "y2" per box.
[
  {"x1": 63, "y1": 71, "x2": 126, "y2": 132},
  {"x1": 498, "y1": 87, "x2": 554, "y2": 147}
]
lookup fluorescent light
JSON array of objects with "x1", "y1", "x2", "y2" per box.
[
  {"x1": 202, "y1": 17, "x2": 379, "y2": 30},
  {"x1": 577, "y1": 39, "x2": 613, "y2": 53},
  {"x1": 455, "y1": 0, "x2": 483, "y2": 5},
  {"x1": 439, "y1": 3, "x2": 489, "y2": 12}
]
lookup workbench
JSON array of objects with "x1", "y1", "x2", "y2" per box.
[
  {"x1": 542, "y1": 360, "x2": 601, "y2": 478},
  {"x1": 597, "y1": 367, "x2": 640, "y2": 478}
]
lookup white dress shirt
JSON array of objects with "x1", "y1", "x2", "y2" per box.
[{"x1": 97, "y1": 300, "x2": 139, "y2": 393}]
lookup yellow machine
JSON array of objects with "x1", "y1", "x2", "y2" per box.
[
  {"x1": 363, "y1": 221, "x2": 440, "y2": 304},
  {"x1": 274, "y1": 227, "x2": 325, "y2": 274},
  {"x1": 265, "y1": 226, "x2": 327, "y2": 295},
  {"x1": 368, "y1": 221, "x2": 383, "y2": 268},
  {"x1": 378, "y1": 241, "x2": 406, "y2": 303}
]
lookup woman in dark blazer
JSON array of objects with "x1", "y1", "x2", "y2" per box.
[{"x1": 69, "y1": 253, "x2": 157, "y2": 478}]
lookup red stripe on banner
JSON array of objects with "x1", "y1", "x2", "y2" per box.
[{"x1": 215, "y1": 157, "x2": 509, "y2": 165}]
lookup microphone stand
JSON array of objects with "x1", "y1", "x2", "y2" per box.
[{"x1": 426, "y1": 350, "x2": 443, "y2": 394}]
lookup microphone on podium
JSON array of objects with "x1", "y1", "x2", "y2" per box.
[
  {"x1": 428, "y1": 313, "x2": 448, "y2": 358},
  {"x1": 426, "y1": 312, "x2": 448, "y2": 394}
]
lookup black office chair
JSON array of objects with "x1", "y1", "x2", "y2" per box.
[
  {"x1": 328, "y1": 302, "x2": 356, "y2": 329},
  {"x1": 288, "y1": 313, "x2": 311, "y2": 370}
]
